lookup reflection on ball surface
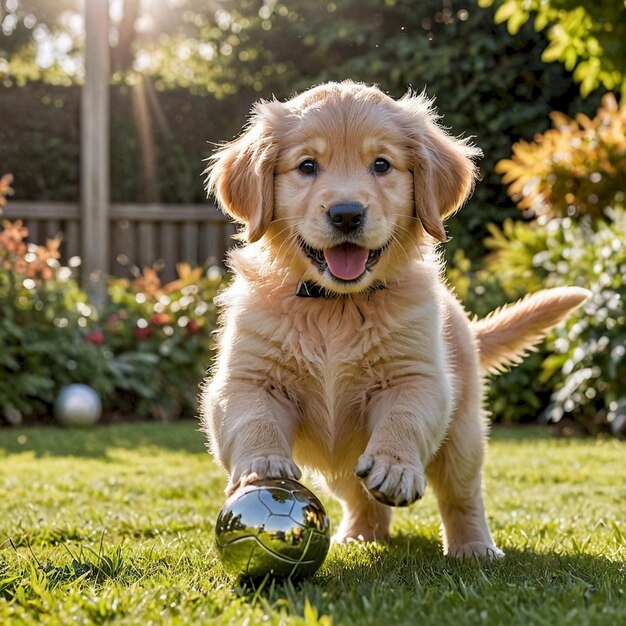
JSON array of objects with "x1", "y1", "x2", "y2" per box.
[
  {"x1": 215, "y1": 478, "x2": 331, "y2": 581},
  {"x1": 55, "y1": 384, "x2": 102, "y2": 427}
]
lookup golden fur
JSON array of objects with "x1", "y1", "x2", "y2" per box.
[{"x1": 200, "y1": 82, "x2": 588, "y2": 558}]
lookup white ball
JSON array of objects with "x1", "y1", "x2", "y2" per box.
[{"x1": 55, "y1": 384, "x2": 102, "y2": 427}]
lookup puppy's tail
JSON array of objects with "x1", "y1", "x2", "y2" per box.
[{"x1": 472, "y1": 287, "x2": 590, "y2": 374}]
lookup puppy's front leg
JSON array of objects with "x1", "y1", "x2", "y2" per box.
[
  {"x1": 356, "y1": 376, "x2": 451, "y2": 506},
  {"x1": 202, "y1": 379, "x2": 300, "y2": 494}
]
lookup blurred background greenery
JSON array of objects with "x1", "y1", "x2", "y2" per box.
[{"x1": 0, "y1": 0, "x2": 624, "y2": 434}]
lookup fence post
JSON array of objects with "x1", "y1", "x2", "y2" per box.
[{"x1": 81, "y1": 0, "x2": 110, "y2": 305}]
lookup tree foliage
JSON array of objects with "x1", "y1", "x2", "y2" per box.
[
  {"x1": 478, "y1": 0, "x2": 626, "y2": 98},
  {"x1": 0, "y1": 0, "x2": 82, "y2": 84},
  {"x1": 1, "y1": 1, "x2": 603, "y2": 253}
]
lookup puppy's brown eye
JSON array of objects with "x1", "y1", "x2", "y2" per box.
[
  {"x1": 299, "y1": 159, "x2": 317, "y2": 175},
  {"x1": 373, "y1": 158, "x2": 391, "y2": 174}
]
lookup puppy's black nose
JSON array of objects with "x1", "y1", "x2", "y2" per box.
[{"x1": 328, "y1": 203, "x2": 365, "y2": 234}]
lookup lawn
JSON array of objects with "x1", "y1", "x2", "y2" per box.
[{"x1": 0, "y1": 422, "x2": 624, "y2": 626}]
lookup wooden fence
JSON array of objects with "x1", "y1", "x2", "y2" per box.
[{"x1": 3, "y1": 201, "x2": 236, "y2": 282}]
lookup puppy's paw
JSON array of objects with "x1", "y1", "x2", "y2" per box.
[
  {"x1": 355, "y1": 453, "x2": 425, "y2": 507},
  {"x1": 446, "y1": 542, "x2": 505, "y2": 560},
  {"x1": 227, "y1": 456, "x2": 302, "y2": 495}
]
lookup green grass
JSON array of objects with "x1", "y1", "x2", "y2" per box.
[{"x1": 0, "y1": 422, "x2": 624, "y2": 626}]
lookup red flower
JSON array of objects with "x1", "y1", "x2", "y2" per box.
[
  {"x1": 86, "y1": 330, "x2": 105, "y2": 345},
  {"x1": 151, "y1": 312, "x2": 172, "y2": 326},
  {"x1": 186, "y1": 320, "x2": 201, "y2": 335},
  {"x1": 134, "y1": 326, "x2": 152, "y2": 340}
]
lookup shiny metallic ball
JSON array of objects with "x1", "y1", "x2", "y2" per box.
[
  {"x1": 215, "y1": 478, "x2": 331, "y2": 581},
  {"x1": 54, "y1": 384, "x2": 102, "y2": 427}
]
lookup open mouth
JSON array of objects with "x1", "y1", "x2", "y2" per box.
[{"x1": 299, "y1": 238, "x2": 387, "y2": 282}]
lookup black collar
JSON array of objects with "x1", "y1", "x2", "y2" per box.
[{"x1": 295, "y1": 280, "x2": 387, "y2": 298}]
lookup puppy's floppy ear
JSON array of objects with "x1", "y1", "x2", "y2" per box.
[
  {"x1": 399, "y1": 94, "x2": 481, "y2": 242},
  {"x1": 206, "y1": 101, "x2": 282, "y2": 243}
]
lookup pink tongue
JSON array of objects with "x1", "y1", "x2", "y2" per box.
[{"x1": 323, "y1": 243, "x2": 369, "y2": 281}]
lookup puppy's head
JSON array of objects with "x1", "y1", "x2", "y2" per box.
[{"x1": 207, "y1": 81, "x2": 480, "y2": 294}]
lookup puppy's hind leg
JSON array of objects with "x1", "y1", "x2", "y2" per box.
[
  {"x1": 426, "y1": 407, "x2": 504, "y2": 559},
  {"x1": 326, "y1": 476, "x2": 392, "y2": 543}
]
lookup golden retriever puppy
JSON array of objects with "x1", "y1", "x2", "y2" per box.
[{"x1": 200, "y1": 81, "x2": 588, "y2": 558}]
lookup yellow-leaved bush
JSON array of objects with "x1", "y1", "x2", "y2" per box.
[{"x1": 497, "y1": 93, "x2": 626, "y2": 220}]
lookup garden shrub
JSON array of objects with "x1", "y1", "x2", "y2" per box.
[
  {"x1": 100, "y1": 264, "x2": 222, "y2": 420},
  {"x1": 496, "y1": 93, "x2": 626, "y2": 221},
  {"x1": 480, "y1": 212, "x2": 626, "y2": 435},
  {"x1": 448, "y1": 247, "x2": 555, "y2": 425},
  {"x1": 0, "y1": 174, "x2": 14, "y2": 208},
  {"x1": 449, "y1": 93, "x2": 626, "y2": 434},
  {"x1": 0, "y1": 219, "x2": 111, "y2": 424},
  {"x1": 0, "y1": 234, "x2": 223, "y2": 424},
  {"x1": 0, "y1": 182, "x2": 223, "y2": 424}
]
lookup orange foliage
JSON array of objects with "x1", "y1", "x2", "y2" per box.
[
  {"x1": 0, "y1": 219, "x2": 62, "y2": 280},
  {"x1": 0, "y1": 174, "x2": 13, "y2": 210},
  {"x1": 114, "y1": 262, "x2": 204, "y2": 300},
  {"x1": 497, "y1": 94, "x2": 626, "y2": 220}
]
